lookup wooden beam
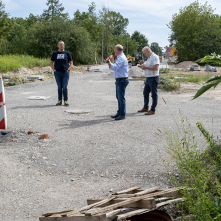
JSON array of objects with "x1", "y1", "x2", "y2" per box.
[
  {"x1": 156, "y1": 198, "x2": 184, "y2": 208},
  {"x1": 62, "y1": 196, "x2": 117, "y2": 217},
  {"x1": 85, "y1": 188, "x2": 183, "y2": 216},
  {"x1": 39, "y1": 214, "x2": 106, "y2": 221},
  {"x1": 116, "y1": 209, "x2": 150, "y2": 220},
  {"x1": 43, "y1": 197, "x2": 117, "y2": 217},
  {"x1": 113, "y1": 187, "x2": 161, "y2": 198},
  {"x1": 113, "y1": 187, "x2": 141, "y2": 195},
  {"x1": 87, "y1": 198, "x2": 156, "y2": 209}
]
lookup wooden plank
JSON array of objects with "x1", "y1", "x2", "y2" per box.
[
  {"x1": 106, "y1": 208, "x2": 134, "y2": 221},
  {"x1": 43, "y1": 197, "x2": 116, "y2": 217},
  {"x1": 156, "y1": 198, "x2": 184, "y2": 208},
  {"x1": 155, "y1": 197, "x2": 173, "y2": 202},
  {"x1": 62, "y1": 196, "x2": 117, "y2": 217},
  {"x1": 133, "y1": 186, "x2": 161, "y2": 196},
  {"x1": 116, "y1": 209, "x2": 150, "y2": 220},
  {"x1": 113, "y1": 187, "x2": 161, "y2": 198},
  {"x1": 85, "y1": 188, "x2": 182, "y2": 215},
  {"x1": 114, "y1": 187, "x2": 141, "y2": 195},
  {"x1": 87, "y1": 198, "x2": 156, "y2": 209},
  {"x1": 39, "y1": 214, "x2": 106, "y2": 221}
]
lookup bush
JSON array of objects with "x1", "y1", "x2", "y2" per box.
[
  {"x1": 26, "y1": 18, "x2": 94, "y2": 64},
  {"x1": 165, "y1": 117, "x2": 221, "y2": 220}
]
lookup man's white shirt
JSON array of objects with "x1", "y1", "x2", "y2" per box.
[{"x1": 144, "y1": 52, "x2": 160, "y2": 77}]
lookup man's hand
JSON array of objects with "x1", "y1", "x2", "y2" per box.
[
  {"x1": 105, "y1": 55, "x2": 113, "y2": 63},
  {"x1": 138, "y1": 64, "x2": 147, "y2": 70}
]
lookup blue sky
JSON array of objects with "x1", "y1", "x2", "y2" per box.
[{"x1": 2, "y1": 0, "x2": 221, "y2": 49}]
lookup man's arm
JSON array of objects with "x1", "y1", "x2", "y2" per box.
[
  {"x1": 108, "y1": 57, "x2": 124, "y2": 70},
  {"x1": 139, "y1": 64, "x2": 159, "y2": 71},
  {"x1": 68, "y1": 61, "x2": 73, "y2": 72},
  {"x1": 50, "y1": 60, "x2": 56, "y2": 72}
]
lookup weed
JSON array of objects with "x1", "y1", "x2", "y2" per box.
[{"x1": 165, "y1": 115, "x2": 221, "y2": 220}]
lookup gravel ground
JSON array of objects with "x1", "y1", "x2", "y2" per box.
[{"x1": 1, "y1": 66, "x2": 221, "y2": 221}]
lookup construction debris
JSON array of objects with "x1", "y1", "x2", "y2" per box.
[
  {"x1": 39, "y1": 186, "x2": 184, "y2": 221},
  {"x1": 204, "y1": 65, "x2": 217, "y2": 72}
]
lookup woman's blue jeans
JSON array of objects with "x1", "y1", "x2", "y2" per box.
[{"x1": 54, "y1": 71, "x2": 69, "y2": 101}]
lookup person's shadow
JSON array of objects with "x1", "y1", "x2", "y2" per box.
[{"x1": 57, "y1": 112, "x2": 144, "y2": 130}]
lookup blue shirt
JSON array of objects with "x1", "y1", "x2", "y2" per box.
[
  {"x1": 109, "y1": 53, "x2": 128, "y2": 78},
  {"x1": 51, "y1": 50, "x2": 72, "y2": 72}
]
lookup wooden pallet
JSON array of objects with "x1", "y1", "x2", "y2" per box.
[{"x1": 39, "y1": 186, "x2": 184, "y2": 221}]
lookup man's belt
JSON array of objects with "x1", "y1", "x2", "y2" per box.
[{"x1": 116, "y1": 77, "x2": 128, "y2": 81}]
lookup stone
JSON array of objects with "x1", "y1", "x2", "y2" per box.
[
  {"x1": 65, "y1": 109, "x2": 91, "y2": 114},
  {"x1": 27, "y1": 75, "x2": 44, "y2": 80}
]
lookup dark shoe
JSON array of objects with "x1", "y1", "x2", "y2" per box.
[
  {"x1": 145, "y1": 110, "x2": 155, "y2": 115},
  {"x1": 115, "y1": 116, "x2": 125, "y2": 120},
  {"x1": 64, "y1": 101, "x2": 69, "y2": 106},
  {"x1": 138, "y1": 107, "x2": 148, "y2": 112},
  {"x1": 111, "y1": 114, "x2": 119, "y2": 118},
  {"x1": 56, "y1": 101, "x2": 62, "y2": 106}
]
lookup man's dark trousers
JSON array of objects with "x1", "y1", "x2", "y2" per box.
[
  {"x1": 54, "y1": 71, "x2": 69, "y2": 101},
  {"x1": 143, "y1": 76, "x2": 159, "y2": 112},
  {"x1": 115, "y1": 78, "x2": 129, "y2": 117}
]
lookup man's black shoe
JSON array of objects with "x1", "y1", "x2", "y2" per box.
[
  {"x1": 115, "y1": 116, "x2": 125, "y2": 121},
  {"x1": 111, "y1": 114, "x2": 119, "y2": 118}
]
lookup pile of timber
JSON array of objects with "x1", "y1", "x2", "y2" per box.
[{"x1": 40, "y1": 186, "x2": 184, "y2": 221}]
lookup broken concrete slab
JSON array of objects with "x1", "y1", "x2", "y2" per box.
[
  {"x1": 27, "y1": 96, "x2": 51, "y2": 100},
  {"x1": 65, "y1": 109, "x2": 92, "y2": 114},
  {"x1": 27, "y1": 75, "x2": 45, "y2": 80}
]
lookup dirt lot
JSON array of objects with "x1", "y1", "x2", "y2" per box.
[{"x1": 0, "y1": 62, "x2": 221, "y2": 221}]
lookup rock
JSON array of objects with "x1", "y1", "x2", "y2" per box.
[
  {"x1": 40, "y1": 134, "x2": 49, "y2": 139},
  {"x1": 27, "y1": 131, "x2": 35, "y2": 135},
  {"x1": 43, "y1": 157, "x2": 48, "y2": 160},
  {"x1": 71, "y1": 178, "x2": 75, "y2": 181}
]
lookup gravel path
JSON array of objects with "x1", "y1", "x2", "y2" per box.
[{"x1": 1, "y1": 66, "x2": 221, "y2": 221}]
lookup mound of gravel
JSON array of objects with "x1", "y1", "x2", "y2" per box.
[
  {"x1": 128, "y1": 67, "x2": 144, "y2": 77},
  {"x1": 174, "y1": 61, "x2": 198, "y2": 69}
]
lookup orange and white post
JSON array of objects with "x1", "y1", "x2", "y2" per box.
[{"x1": 0, "y1": 77, "x2": 7, "y2": 130}]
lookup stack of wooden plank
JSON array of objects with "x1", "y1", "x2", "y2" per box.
[{"x1": 39, "y1": 186, "x2": 184, "y2": 221}]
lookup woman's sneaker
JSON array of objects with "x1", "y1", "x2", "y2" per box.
[
  {"x1": 64, "y1": 101, "x2": 69, "y2": 106},
  {"x1": 56, "y1": 101, "x2": 62, "y2": 106}
]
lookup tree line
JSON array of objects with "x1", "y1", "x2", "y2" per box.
[
  {"x1": 0, "y1": 0, "x2": 164, "y2": 64},
  {"x1": 168, "y1": 1, "x2": 221, "y2": 62}
]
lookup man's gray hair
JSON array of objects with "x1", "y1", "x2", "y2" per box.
[
  {"x1": 142, "y1": 46, "x2": 151, "y2": 52},
  {"x1": 115, "y1": 44, "x2": 123, "y2": 51}
]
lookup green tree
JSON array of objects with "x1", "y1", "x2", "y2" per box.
[
  {"x1": 74, "y1": 2, "x2": 103, "y2": 63},
  {"x1": 150, "y1": 42, "x2": 162, "y2": 56},
  {"x1": 41, "y1": 0, "x2": 68, "y2": 21},
  {"x1": 99, "y1": 6, "x2": 114, "y2": 57},
  {"x1": 111, "y1": 11, "x2": 128, "y2": 36},
  {"x1": 111, "y1": 33, "x2": 138, "y2": 56},
  {"x1": 27, "y1": 18, "x2": 94, "y2": 64},
  {"x1": 0, "y1": 0, "x2": 14, "y2": 41},
  {"x1": 168, "y1": 1, "x2": 221, "y2": 62},
  {"x1": 131, "y1": 31, "x2": 148, "y2": 52}
]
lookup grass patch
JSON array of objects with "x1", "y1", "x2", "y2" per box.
[
  {"x1": 0, "y1": 54, "x2": 49, "y2": 73},
  {"x1": 164, "y1": 115, "x2": 221, "y2": 220}
]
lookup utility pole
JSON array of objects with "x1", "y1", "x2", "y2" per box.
[
  {"x1": 102, "y1": 32, "x2": 103, "y2": 64},
  {"x1": 127, "y1": 38, "x2": 128, "y2": 55}
]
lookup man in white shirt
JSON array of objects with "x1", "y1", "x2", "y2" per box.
[{"x1": 138, "y1": 46, "x2": 159, "y2": 115}]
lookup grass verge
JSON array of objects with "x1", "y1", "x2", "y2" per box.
[{"x1": 0, "y1": 54, "x2": 49, "y2": 73}]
